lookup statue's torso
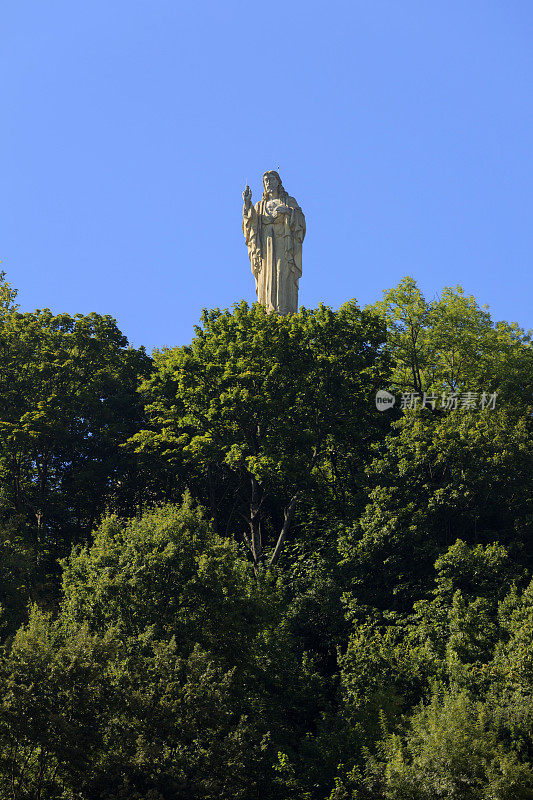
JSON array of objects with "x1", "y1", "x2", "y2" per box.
[
  {"x1": 264, "y1": 198, "x2": 284, "y2": 218},
  {"x1": 256, "y1": 198, "x2": 282, "y2": 223}
]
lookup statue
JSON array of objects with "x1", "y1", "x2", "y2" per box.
[{"x1": 242, "y1": 171, "x2": 305, "y2": 315}]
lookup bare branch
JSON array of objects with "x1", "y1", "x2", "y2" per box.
[{"x1": 269, "y1": 492, "x2": 300, "y2": 566}]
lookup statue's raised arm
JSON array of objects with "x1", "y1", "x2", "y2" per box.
[
  {"x1": 242, "y1": 184, "x2": 262, "y2": 279},
  {"x1": 242, "y1": 171, "x2": 305, "y2": 316},
  {"x1": 242, "y1": 184, "x2": 252, "y2": 210}
]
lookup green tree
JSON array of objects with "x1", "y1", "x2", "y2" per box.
[
  {"x1": 407, "y1": 540, "x2": 519, "y2": 691},
  {"x1": 0, "y1": 605, "x2": 268, "y2": 800},
  {"x1": 0, "y1": 269, "x2": 19, "y2": 316},
  {"x1": 60, "y1": 498, "x2": 264, "y2": 666},
  {"x1": 371, "y1": 276, "x2": 430, "y2": 394},
  {"x1": 0, "y1": 499, "x2": 332, "y2": 799},
  {"x1": 371, "y1": 690, "x2": 533, "y2": 800},
  {"x1": 340, "y1": 409, "x2": 533, "y2": 612},
  {"x1": 329, "y1": 544, "x2": 533, "y2": 800},
  {"x1": 129, "y1": 301, "x2": 389, "y2": 572},
  {"x1": 370, "y1": 277, "x2": 533, "y2": 401},
  {"x1": 0, "y1": 308, "x2": 151, "y2": 570}
]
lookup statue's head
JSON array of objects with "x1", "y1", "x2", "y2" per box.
[{"x1": 262, "y1": 170, "x2": 288, "y2": 201}]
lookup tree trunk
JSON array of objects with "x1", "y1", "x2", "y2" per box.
[
  {"x1": 249, "y1": 476, "x2": 262, "y2": 567},
  {"x1": 270, "y1": 493, "x2": 299, "y2": 566}
]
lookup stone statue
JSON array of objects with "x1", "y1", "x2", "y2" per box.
[{"x1": 242, "y1": 171, "x2": 305, "y2": 315}]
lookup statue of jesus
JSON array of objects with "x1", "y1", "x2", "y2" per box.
[{"x1": 242, "y1": 171, "x2": 305, "y2": 315}]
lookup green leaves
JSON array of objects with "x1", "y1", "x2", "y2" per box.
[
  {"x1": 60, "y1": 499, "x2": 263, "y2": 664},
  {"x1": 370, "y1": 277, "x2": 533, "y2": 401},
  {"x1": 0, "y1": 307, "x2": 151, "y2": 559},
  {"x1": 129, "y1": 301, "x2": 389, "y2": 568},
  {"x1": 0, "y1": 273, "x2": 529, "y2": 799},
  {"x1": 340, "y1": 409, "x2": 533, "y2": 612}
]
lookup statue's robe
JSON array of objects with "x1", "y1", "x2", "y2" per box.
[{"x1": 243, "y1": 194, "x2": 306, "y2": 315}]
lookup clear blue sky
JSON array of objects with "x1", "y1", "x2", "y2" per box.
[{"x1": 2, "y1": 1, "x2": 532, "y2": 350}]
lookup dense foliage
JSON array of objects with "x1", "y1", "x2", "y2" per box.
[{"x1": 0, "y1": 272, "x2": 531, "y2": 799}]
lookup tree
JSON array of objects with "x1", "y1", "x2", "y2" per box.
[
  {"x1": 370, "y1": 277, "x2": 533, "y2": 402},
  {"x1": 0, "y1": 499, "x2": 332, "y2": 800},
  {"x1": 339, "y1": 409, "x2": 533, "y2": 613},
  {"x1": 370, "y1": 276, "x2": 430, "y2": 394},
  {"x1": 0, "y1": 270, "x2": 19, "y2": 316},
  {"x1": 60, "y1": 498, "x2": 264, "y2": 666},
  {"x1": 369, "y1": 690, "x2": 533, "y2": 800},
  {"x1": 0, "y1": 604, "x2": 268, "y2": 800},
  {"x1": 129, "y1": 301, "x2": 389, "y2": 572},
  {"x1": 329, "y1": 542, "x2": 533, "y2": 800},
  {"x1": 0, "y1": 308, "x2": 151, "y2": 571}
]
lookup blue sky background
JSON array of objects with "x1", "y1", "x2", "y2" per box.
[{"x1": 2, "y1": 1, "x2": 532, "y2": 350}]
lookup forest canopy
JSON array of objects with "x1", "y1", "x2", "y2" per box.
[{"x1": 0, "y1": 271, "x2": 531, "y2": 799}]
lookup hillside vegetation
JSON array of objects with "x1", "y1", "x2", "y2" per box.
[{"x1": 0, "y1": 273, "x2": 531, "y2": 799}]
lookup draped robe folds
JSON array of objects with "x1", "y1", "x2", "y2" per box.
[{"x1": 243, "y1": 194, "x2": 306, "y2": 315}]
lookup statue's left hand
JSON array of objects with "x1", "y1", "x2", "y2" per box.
[{"x1": 275, "y1": 204, "x2": 290, "y2": 216}]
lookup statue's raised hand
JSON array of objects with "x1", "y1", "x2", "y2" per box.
[{"x1": 243, "y1": 185, "x2": 252, "y2": 209}]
